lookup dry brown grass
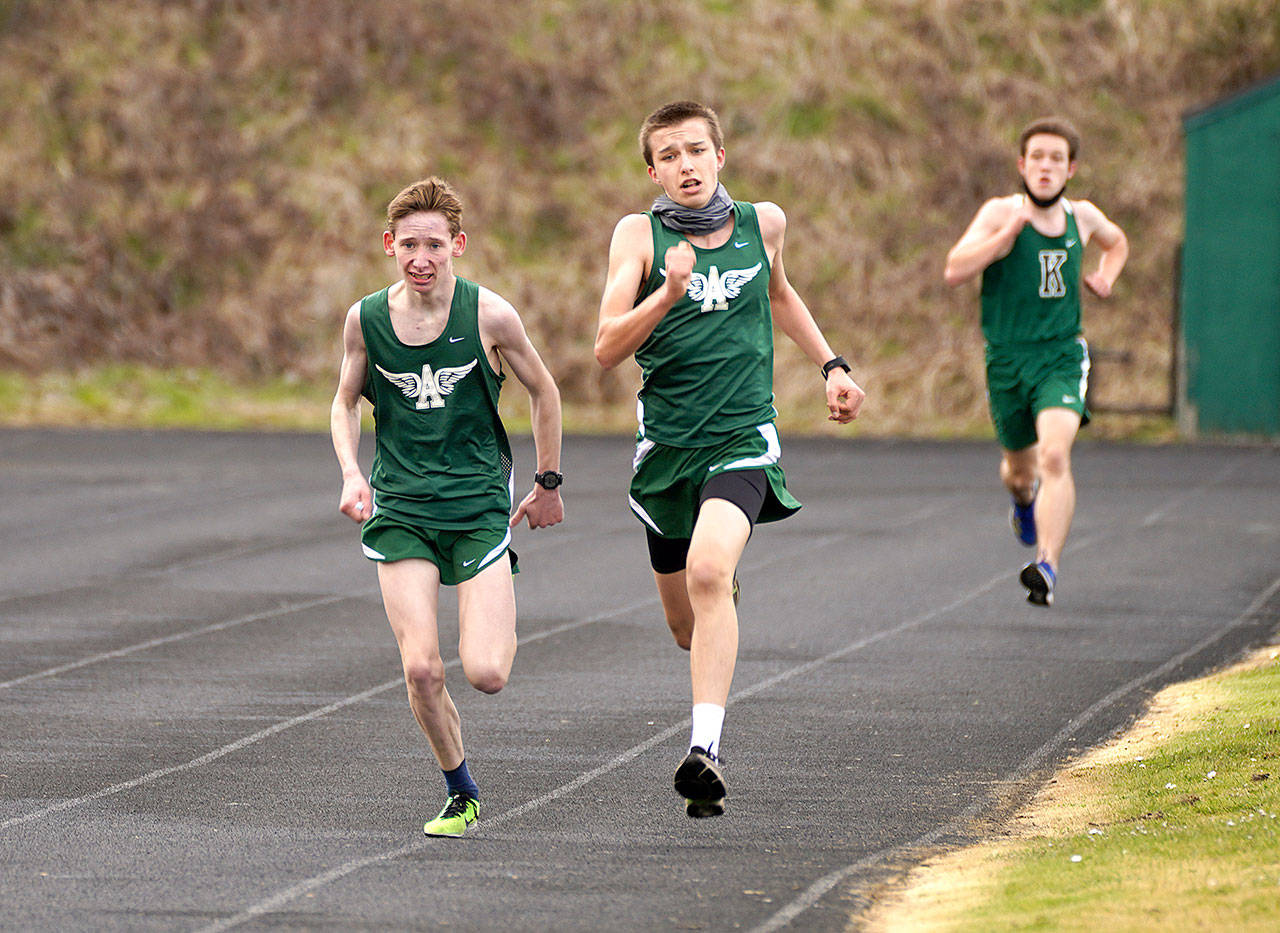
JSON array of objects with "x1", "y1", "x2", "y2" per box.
[{"x1": 1, "y1": 0, "x2": 1276, "y2": 433}]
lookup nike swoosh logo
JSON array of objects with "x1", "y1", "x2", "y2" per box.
[
  {"x1": 1065, "y1": 239, "x2": 1077, "y2": 248},
  {"x1": 461, "y1": 558, "x2": 477, "y2": 567},
  {"x1": 733, "y1": 241, "x2": 748, "y2": 248},
  {"x1": 449, "y1": 336, "x2": 464, "y2": 343}
]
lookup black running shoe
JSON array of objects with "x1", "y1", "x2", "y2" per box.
[
  {"x1": 1020, "y1": 560, "x2": 1056, "y2": 607},
  {"x1": 674, "y1": 746, "x2": 726, "y2": 818}
]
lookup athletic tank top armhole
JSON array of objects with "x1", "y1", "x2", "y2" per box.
[
  {"x1": 641, "y1": 211, "x2": 666, "y2": 302},
  {"x1": 736, "y1": 202, "x2": 772, "y2": 279},
  {"x1": 358, "y1": 287, "x2": 391, "y2": 400},
  {"x1": 466, "y1": 279, "x2": 504, "y2": 382}
]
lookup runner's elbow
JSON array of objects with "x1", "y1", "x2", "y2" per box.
[{"x1": 594, "y1": 337, "x2": 622, "y2": 370}]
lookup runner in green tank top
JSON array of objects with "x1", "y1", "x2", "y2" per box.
[
  {"x1": 595, "y1": 100, "x2": 866, "y2": 818},
  {"x1": 332, "y1": 177, "x2": 564, "y2": 837},
  {"x1": 945, "y1": 117, "x2": 1128, "y2": 608}
]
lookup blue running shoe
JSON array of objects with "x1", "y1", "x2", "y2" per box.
[
  {"x1": 1020, "y1": 560, "x2": 1056, "y2": 607},
  {"x1": 1010, "y1": 487, "x2": 1038, "y2": 547}
]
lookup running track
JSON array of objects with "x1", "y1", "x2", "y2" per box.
[{"x1": 2, "y1": 429, "x2": 1277, "y2": 931}]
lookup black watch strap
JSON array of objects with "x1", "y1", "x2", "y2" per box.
[
  {"x1": 821, "y1": 355, "x2": 851, "y2": 379},
  {"x1": 534, "y1": 470, "x2": 563, "y2": 490}
]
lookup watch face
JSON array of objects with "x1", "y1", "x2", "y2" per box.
[{"x1": 537, "y1": 472, "x2": 562, "y2": 489}]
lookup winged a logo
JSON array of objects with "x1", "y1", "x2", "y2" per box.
[
  {"x1": 376, "y1": 359, "x2": 477, "y2": 410},
  {"x1": 663, "y1": 262, "x2": 763, "y2": 312}
]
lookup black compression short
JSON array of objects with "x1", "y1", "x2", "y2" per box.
[{"x1": 645, "y1": 469, "x2": 768, "y2": 574}]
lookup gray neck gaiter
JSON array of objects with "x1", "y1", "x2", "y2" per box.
[{"x1": 651, "y1": 183, "x2": 734, "y2": 235}]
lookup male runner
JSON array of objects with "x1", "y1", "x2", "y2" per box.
[
  {"x1": 595, "y1": 100, "x2": 865, "y2": 817},
  {"x1": 331, "y1": 177, "x2": 564, "y2": 836},
  {"x1": 944, "y1": 117, "x2": 1128, "y2": 606}
]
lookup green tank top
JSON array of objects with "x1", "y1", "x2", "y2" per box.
[
  {"x1": 359, "y1": 277, "x2": 512, "y2": 528},
  {"x1": 981, "y1": 200, "x2": 1083, "y2": 348},
  {"x1": 634, "y1": 201, "x2": 776, "y2": 446}
]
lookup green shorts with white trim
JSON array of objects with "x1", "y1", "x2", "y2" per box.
[
  {"x1": 359, "y1": 512, "x2": 518, "y2": 585},
  {"x1": 628, "y1": 423, "x2": 801, "y2": 541},
  {"x1": 985, "y1": 336, "x2": 1091, "y2": 452}
]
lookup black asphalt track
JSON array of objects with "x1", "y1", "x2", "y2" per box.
[{"x1": 1, "y1": 429, "x2": 1277, "y2": 932}]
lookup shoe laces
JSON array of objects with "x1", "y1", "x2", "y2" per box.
[{"x1": 439, "y1": 793, "x2": 475, "y2": 818}]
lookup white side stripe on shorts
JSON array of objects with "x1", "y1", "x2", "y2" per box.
[
  {"x1": 628, "y1": 495, "x2": 664, "y2": 535},
  {"x1": 477, "y1": 527, "x2": 512, "y2": 571},
  {"x1": 1076, "y1": 337, "x2": 1091, "y2": 403},
  {"x1": 714, "y1": 423, "x2": 782, "y2": 472}
]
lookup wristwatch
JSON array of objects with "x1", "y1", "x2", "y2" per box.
[
  {"x1": 534, "y1": 470, "x2": 563, "y2": 490},
  {"x1": 821, "y1": 355, "x2": 852, "y2": 379}
]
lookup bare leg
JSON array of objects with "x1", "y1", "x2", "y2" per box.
[
  {"x1": 1032, "y1": 407, "x2": 1082, "y2": 570},
  {"x1": 377, "y1": 558, "x2": 464, "y2": 770},
  {"x1": 1000, "y1": 444, "x2": 1038, "y2": 505},
  {"x1": 456, "y1": 556, "x2": 518, "y2": 695},
  {"x1": 654, "y1": 569, "x2": 695, "y2": 650},
  {"x1": 684, "y1": 499, "x2": 752, "y2": 707}
]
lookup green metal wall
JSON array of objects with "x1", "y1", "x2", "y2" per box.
[{"x1": 1181, "y1": 75, "x2": 1280, "y2": 437}]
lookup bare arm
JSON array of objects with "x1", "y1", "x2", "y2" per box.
[
  {"x1": 593, "y1": 213, "x2": 693, "y2": 370},
  {"x1": 330, "y1": 301, "x2": 373, "y2": 523},
  {"x1": 1074, "y1": 199, "x2": 1129, "y2": 298},
  {"x1": 478, "y1": 289, "x2": 564, "y2": 530},
  {"x1": 943, "y1": 196, "x2": 1028, "y2": 287},
  {"x1": 757, "y1": 201, "x2": 866, "y2": 424}
]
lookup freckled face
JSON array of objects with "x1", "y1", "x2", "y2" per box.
[{"x1": 647, "y1": 118, "x2": 726, "y2": 208}]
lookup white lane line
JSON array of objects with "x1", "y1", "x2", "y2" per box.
[
  {"x1": 1140, "y1": 449, "x2": 1268, "y2": 528},
  {"x1": 197, "y1": 552, "x2": 1012, "y2": 932},
  {"x1": 0, "y1": 533, "x2": 846, "y2": 834},
  {"x1": 0, "y1": 593, "x2": 661, "y2": 834},
  {"x1": 201, "y1": 449, "x2": 1275, "y2": 929},
  {"x1": 0, "y1": 678, "x2": 399, "y2": 832},
  {"x1": 197, "y1": 720, "x2": 694, "y2": 933},
  {"x1": 0, "y1": 594, "x2": 369, "y2": 691},
  {"x1": 749, "y1": 571, "x2": 1280, "y2": 932},
  {"x1": 0, "y1": 526, "x2": 612, "y2": 691}
]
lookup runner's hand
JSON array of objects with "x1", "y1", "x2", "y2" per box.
[
  {"x1": 662, "y1": 241, "x2": 695, "y2": 302},
  {"x1": 511, "y1": 486, "x2": 564, "y2": 530},
  {"x1": 1083, "y1": 271, "x2": 1113, "y2": 298},
  {"x1": 826, "y1": 370, "x2": 866, "y2": 424},
  {"x1": 339, "y1": 475, "x2": 373, "y2": 524}
]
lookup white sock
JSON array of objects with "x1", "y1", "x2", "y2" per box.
[{"x1": 689, "y1": 703, "x2": 725, "y2": 758}]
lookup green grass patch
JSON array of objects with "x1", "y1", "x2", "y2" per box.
[
  {"x1": 878, "y1": 650, "x2": 1280, "y2": 931},
  {"x1": 0, "y1": 366, "x2": 335, "y2": 431},
  {"x1": 0, "y1": 366, "x2": 1175, "y2": 442}
]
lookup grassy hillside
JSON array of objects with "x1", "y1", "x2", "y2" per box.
[{"x1": 1, "y1": 0, "x2": 1277, "y2": 435}]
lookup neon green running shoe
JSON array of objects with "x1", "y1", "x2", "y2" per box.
[{"x1": 423, "y1": 793, "x2": 479, "y2": 837}]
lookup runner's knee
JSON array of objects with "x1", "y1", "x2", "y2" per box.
[
  {"x1": 1038, "y1": 444, "x2": 1071, "y2": 479},
  {"x1": 685, "y1": 551, "x2": 734, "y2": 602},
  {"x1": 402, "y1": 654, "x2": 447, "y2": 701},
  {"x1": 459, "y1": 642, "x2": 513, "y2": 694},
  {"x1": 464, "y1": 663, "x2": 508, "y2": 695}
]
